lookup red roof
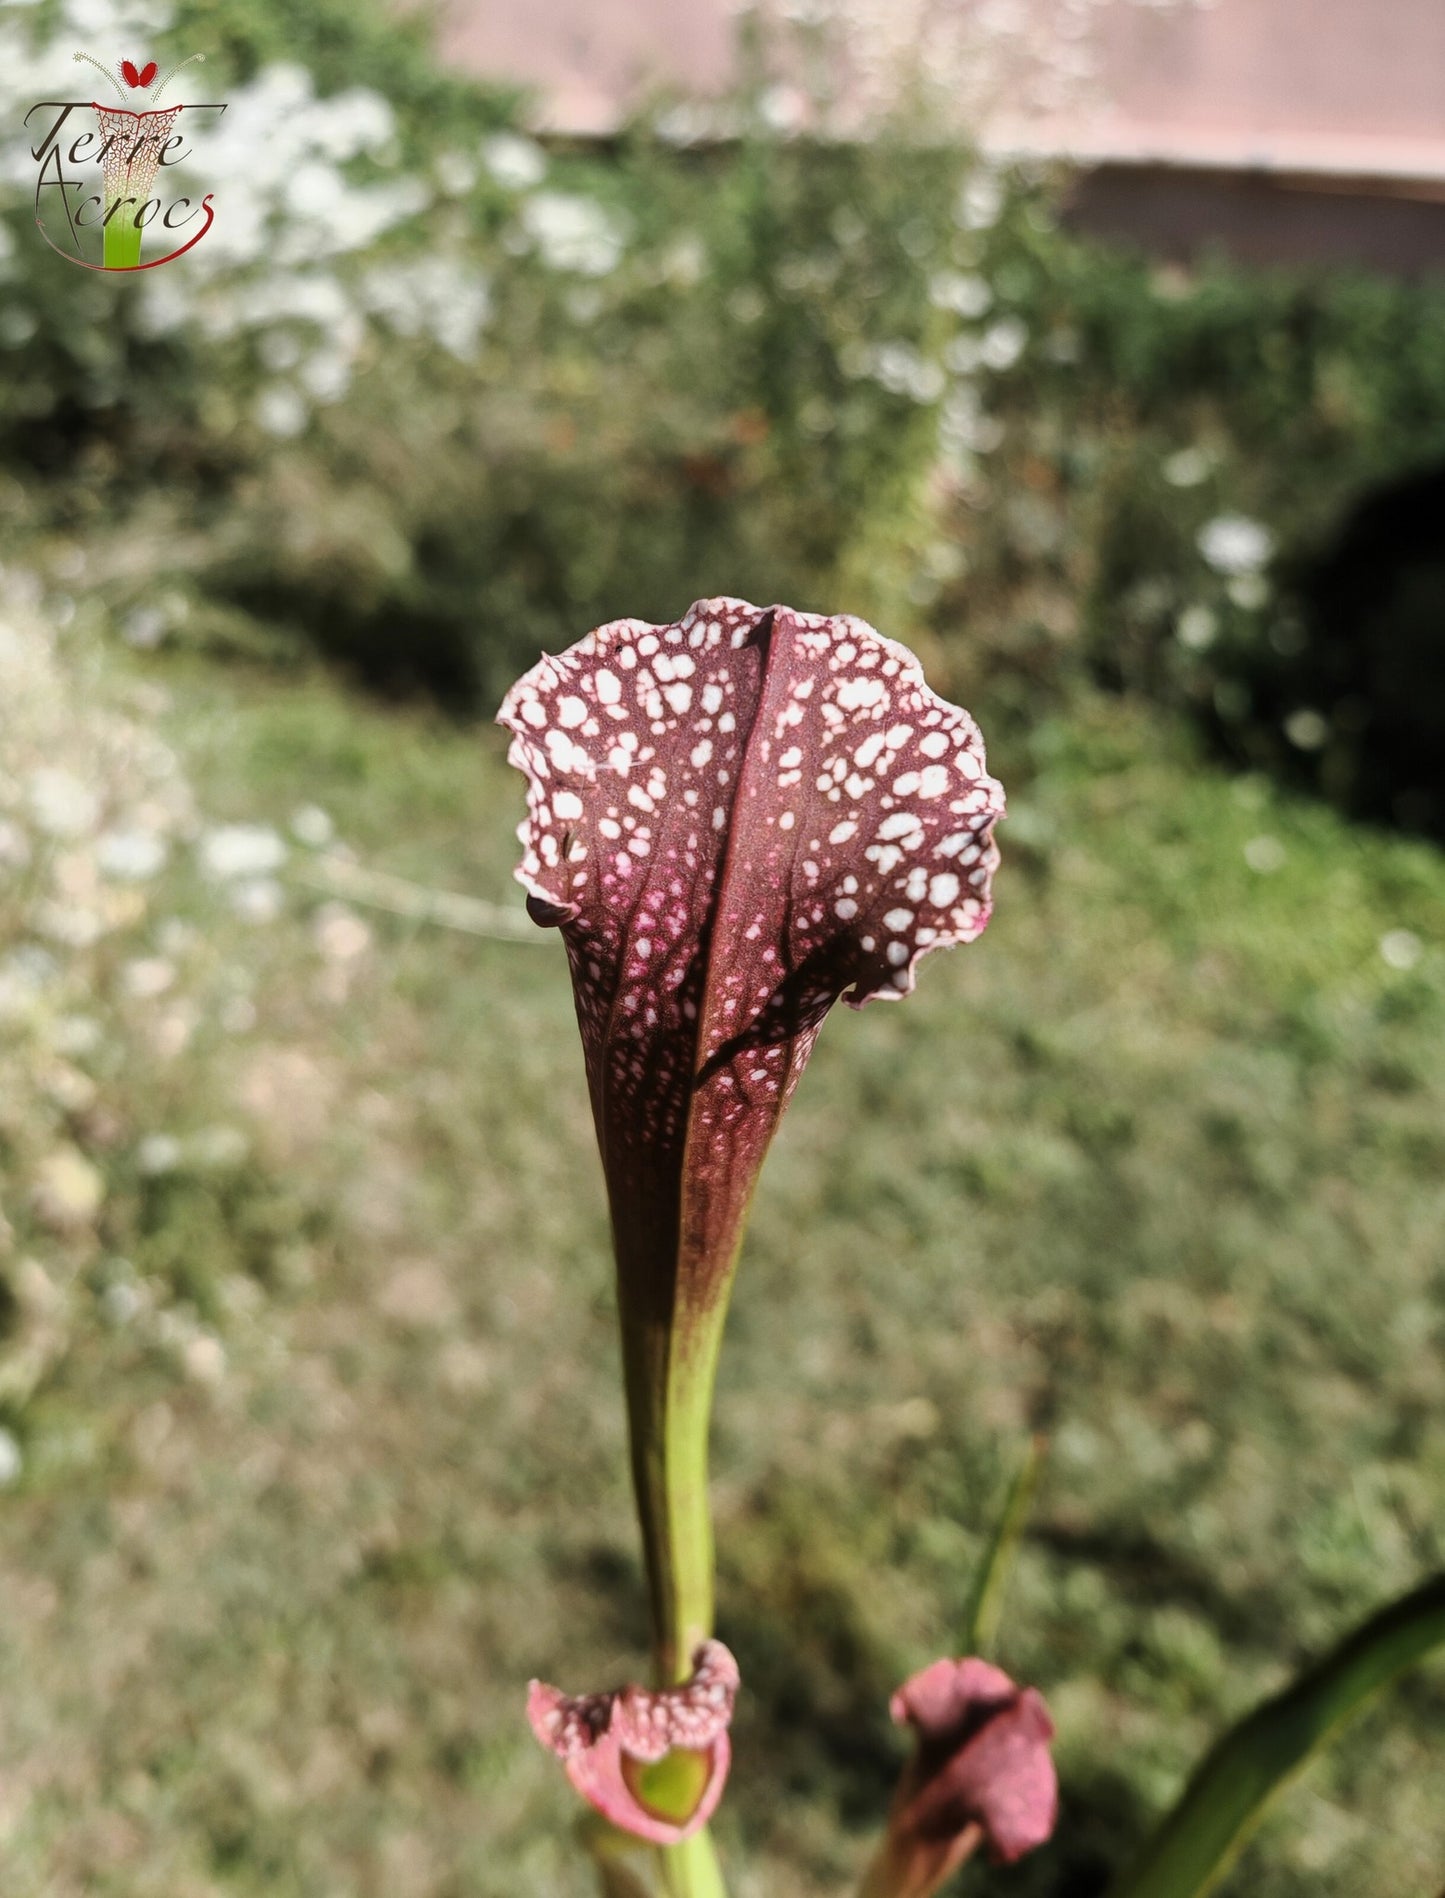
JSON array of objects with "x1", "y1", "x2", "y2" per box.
[{"x1": 419, "y1": 0, "x2": 1445, "y2": 188}]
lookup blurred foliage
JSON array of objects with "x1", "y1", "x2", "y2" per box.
[
  {"x1": 5, "y1": 0, "x2": 1445, "y2": 836},
  {"x1": 970, "y1": 245, "x2": 1445, "y2": 835}
]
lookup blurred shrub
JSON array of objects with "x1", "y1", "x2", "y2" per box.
[
  {"x1": 0, "y1": 587, "x2": 338, "y2": 1441},
  {"x1": 3, "y1": 0, "x2": 990, "y2": 705},
  {"x1": 939, "y1": 242, "x2": 1445, "y2": 835}
]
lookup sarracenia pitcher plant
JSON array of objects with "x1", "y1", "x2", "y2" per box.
[{"x1": 500, "y1": 598, "x2": 1025, "y2": 1885}]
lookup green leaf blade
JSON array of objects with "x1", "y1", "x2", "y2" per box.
[
  {"x1": 1108, "y1": 1572, "x2": 1445, "y2": 1898},
  {"x1": 962, "y1": 1434, "x2": 1046, "y2": 1656}
]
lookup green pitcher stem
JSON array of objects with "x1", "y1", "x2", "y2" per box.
[
  {"x1": 659, "y1": 1828, "x2": 727, "y2": 1898},
  {"x1": 622, "y1": 1292, "x2": 728, "y2": 1687},
  {"x1": 620, "y1": 1248, "x2": 737, "y2": 1898},
  {"x1": 624, "y1": 1314, "x2": 731, "y2": 1898}
]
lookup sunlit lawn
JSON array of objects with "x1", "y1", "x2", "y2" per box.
[{"x1": 1, "y1": 636, "x2": 1442, "y2": 1897}]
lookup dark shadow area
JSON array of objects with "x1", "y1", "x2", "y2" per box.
[
  {"x1": 1210, "y1": 458, "x2": 1445, "y2": 841},
  {"x1": 1031, "y1": 1521, "x2": 1292, "y2": 1652},
  {"x1": 1066, "y1": 166, "x2": 1445, "y2": 278},
  {"x1": 218, "y1": 579, "x2": 487, "y2": 710},
  {"x1": 720, "y1": 1546, "x2": 900, "y2": 1824}
]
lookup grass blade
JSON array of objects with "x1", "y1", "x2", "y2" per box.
[
  {"x1": 962, "y1": 1434, "x2": 1046, "y2": 1655},
  {"x1": 1108, "y1": 1571, "x2": 1445, "y2": 1898}
]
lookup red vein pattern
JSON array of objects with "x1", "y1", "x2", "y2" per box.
[{"x1": 94, "y1": 104, "x2": 181, "y2": 209}]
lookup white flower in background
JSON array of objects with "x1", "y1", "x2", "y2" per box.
[
  {"x1": 64, "y1": 0, "x2": 171, "y2": 34},
  {"x1": 28, "y1": 767, "x2": 99, "y2": 838},
  {"x1": 0, "y1": 948, "x2": 54, "y2": 1018},
  {"x1": 314, "y1": 902, "x2": 372, "y2": 962},
  {"x1": 727, "y1": 285, "x2": 766, "y2": 326},
  {"x1": 102, "y1": 1281, "x2": 144, "y2": 1325},
  {"x1": 653, "y1": 102, "x2": 726, "y2": 148},
  {"x1": 32, "y1": 1145, "x2": 104, "y2": 1230},
  {"x1": 302, "y1": 85, "x2": 395, "y2": 163},
  {"x1": 137, "y1": 1133, "x2": 182, "y2": 1176},
  {"x1": 436, "y1": 150, "x2": 478, "y2": 196},
  {"x1": 231, "y1": 877, "x2": 284, "y2": 922},
  {"x1": 123, "y1": 957, "x2": 176, "y2": 999},
  {"x1": 656, "y1": 233, "x2": 707, "y2": 287},
  {"x1": 2, "y1": 942, "x2": 56, "y2": 985},
  {"x1": 0, "y1": 1428, "x2": 21, "y2": 1488},
  {"x1": 97, "y1": 828, "x2": 168, "y2": 881},
  {"x1": 1176, "y1": 604, "x2": 1218, "y2": 651},
  {"x1": 209, "y1": 271, "x2": 357, "y2": 341},
  {"x1": 481, "y1": 132, "x2": 547, "y2": 191},
  {"x1": 758, "y1": 83, "x2": 808, "y2": 133},
  {"x1": 122, "y1": 604, "x2": 168, "y2": 649},
  {"x1": 259, "y1": 329, "x2": 305, "y2": 372},
  {"x1": 155, "y1": 919, "x2": 196, "y2": 956},
  {"x1": 0, "y1": 616, "x2": 34, "y2": 667},
  {"x1": 184, "y1": 1332, "x2": 227, "y2": 1384},
  {"x1": 979, "y1": 316, "x2": 1028, "y2": 372},
  {"x1": 1244, "y1": 835, "x2": 1287, "y2": 874},
  {"x1": 1164, "y1": 446, "x2": 1212, "y2": 488},
  {"x1": 0, "y1": 817, "x2": 30, "y2": 869},
  {"x1": 1228, "y1": 571, "x2": 1270, "y2": 611},
  {"x1": 291, "y1": 804, "x2": 335, "y2": 847},
  {"x1": 299, "y1": 349, "x2": 352, "y2": 403},
  {"x1": 938, "y1": 386, "x2": 1004, "y2": 455},
  {"x1": 361, "y1": 255, "x2": 492, "y2": 358},
  {"x1": 1284, "y1": 708, "x2": 1329, "y2": 751},
  {"x1": 1199, "y1": 514, "x2": 1274, "y2": 576},
  {"x1": 285, "y1": 161, "x2": 348, "y2": 223},
  {"x1": 199, "y1": 824, "x2": 288, "y2": 880},
  {"x1": 129, "y1": 273, "x2": 190, "y2": 340},
  {"x1": 277, "y1": 177, "x2": 430, "y2": 263},
  {"x1": 42, "y1": 1060, "x2": 97, "y2": 1113},
  {"x1": 1379, "y1": 929, "x2": 1423, "y2": 972},
  {"x1": 254, "y1": 385, "x2": 308, "y2": 438},
  {"x1": 520, "y1": 192, "x2": 628, "y2": 277},
  {"x1": 956, "y1": 170, "x2": 1004, "y2": 231},
  {"x1": 32, "y1": 900, "x2": 105, "y2": 948},
  {"x1": 869, "y1": 342, "x2": 945, "y2": 403},
  {"x1": 929, "y1": 270, "x2": 993, "y2": 318}
]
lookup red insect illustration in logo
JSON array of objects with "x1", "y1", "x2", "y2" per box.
[
  {"x1": 29, "y1": 49, "x2": 218, "y2": 271},
  {"x1": 74, "y1": 49, "x2": 204, "y2": 105}
]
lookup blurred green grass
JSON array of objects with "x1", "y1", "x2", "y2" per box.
[{"x1": 0, "y1": 640, "x2": 1440, "y2": 1897}]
